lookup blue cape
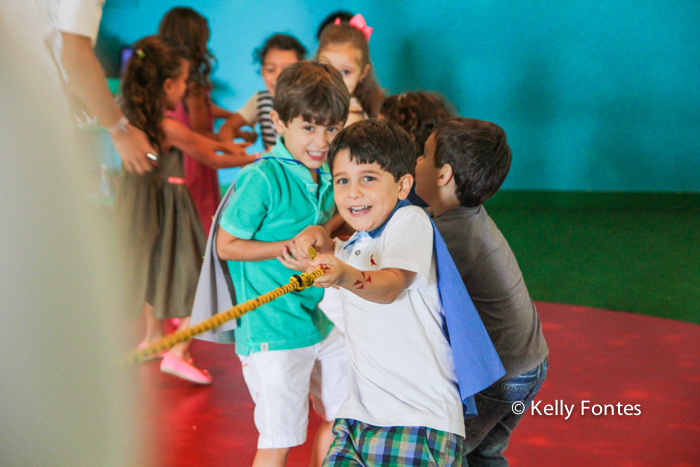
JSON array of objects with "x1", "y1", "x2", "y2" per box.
[{"x1": 348, "y1": 200, "x2": 505, "y2": 417}]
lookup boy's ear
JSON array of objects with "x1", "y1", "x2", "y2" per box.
[
  {"x1": 270, "y1": 110, "x2": 287, "y2": 135},
  {"x1": 397, "y1": 173, "x2": 414, "y2": 200},
  {"x1": 437, "y1": 164, "x2": 454, "y2": 187}
]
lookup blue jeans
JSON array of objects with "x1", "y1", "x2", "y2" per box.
[{"x1": 463, "y1": 358, "x2": 548, "y2": 467}]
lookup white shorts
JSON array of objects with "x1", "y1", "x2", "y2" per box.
[{"x1": 238, "y1": 326, "x2": 348, "y2": 449}]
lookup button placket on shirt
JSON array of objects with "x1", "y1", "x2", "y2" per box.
[
  {"x1": 305, "y1": 182, "x2": 320, "y2": 223},
  {"x1": 311, "y1": 171, "x2": 333, "y2": 225}
]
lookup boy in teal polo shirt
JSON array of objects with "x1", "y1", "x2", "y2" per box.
[{"x1": 216, "y1": 61, "x2": 350, "y2": 467}]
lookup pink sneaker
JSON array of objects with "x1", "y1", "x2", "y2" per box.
[
  {"x1": 137, "y1": 340, "x2": 166, "y2": 361},
  {"x1": 160, "y1": 352, "x2": 212, "y2": 385}
]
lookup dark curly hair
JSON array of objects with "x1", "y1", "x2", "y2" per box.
[
  {"x1": 157, "y1": 7, "x2": 215, "y2": 95},
  {"x1": 318, "y1": 23, "x2": 385, "y2": 118},
  {"x1": 254, "y1": 33, "x2": 307, "y2": 64},
  {"x1": 380, "y1": 90, "x2": 456, "y2": 157},
  {"x1": 120, "y1": 36, "x2": 187, "y2": 155}
]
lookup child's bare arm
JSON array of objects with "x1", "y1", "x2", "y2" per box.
[
  {"x1": 210, "y1": 103, "x2": 235, "y2": 120},
  {"x1": 277, "y1": 225, "x2": 334, "y2": 272},
  {"x1": 218, "y1": 112, "x2": 257, "y2": 143},
  {"x1": 216, "y1": 227, "x2": 289, "y2": 262},
  {"x1": 293, "y1": 225, "x2": 335, "y2": 256},
  {"x1": 60, "y1": 32, "x2": 156, "y2": 175},
  {"x1": 185, "y1": 94, "x2": 219, "y2": 141},
  {"x1": 217, "y1": 112, "x2": 243, "y2": 142},
  {"x1": 309, "y1": 255, "x2": 416, "y2": 305},
  {"x1": 163, "y1": 119, "x2": 257, "y2": 169}
]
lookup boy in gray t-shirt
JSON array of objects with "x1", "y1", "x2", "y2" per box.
[{"x1": 415, "y1": 117, "x2": 549, "y2": 466}]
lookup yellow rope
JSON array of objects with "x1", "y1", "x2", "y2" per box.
[{"x1": 123, "y1": 246, "x2": 321, "y2": 366}]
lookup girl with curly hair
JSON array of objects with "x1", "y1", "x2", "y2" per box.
[{"x1": 118, "y1": 35, "x2": 255, "y2": 384}]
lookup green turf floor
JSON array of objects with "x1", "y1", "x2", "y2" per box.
[
  {"x1": 217, "y1": 186, "x2": 698, "y2": 324},
  {"x1": 484, "y1": 191, "x2": 700, "y2": 325}
]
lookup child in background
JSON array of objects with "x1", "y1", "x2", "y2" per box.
[
  {"x1": 287, "y1": 120, "x2": 504, "y2": 466},
  {"x1": 380, "y1": 90, "x2": 456, "y2": 160},
  {"x1": 317, "y1": 14, "x2": 385, "y2": 124},
  {"x1": 158, "y1": 7, "x2": 252, "y2": 233},
  {"x1": 117, "y1": 36, "x2": 256, "y2": 384},
  {"x1": 380, "y1": 90, "x2": 456, "y2": 206},
  {"x1": 225, "y1": 33, "x2": 307, "y2": 151},
  {"x1": 316, "y1": 10, "x2": 354, "y2": 41},
  {"x1": 211, "y1": 61, "x2": 350, "y2": 467},
  {"x1": 415, "y1": 117, "x2": 549, "y2": 466}
]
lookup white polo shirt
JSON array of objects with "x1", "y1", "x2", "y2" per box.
[{"x1": 334, "y1": 206, "x2": 465, "y2": 437}]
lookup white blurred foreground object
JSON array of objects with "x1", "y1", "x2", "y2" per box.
[
  {"x1": 0, "y1": 20, "x2": 141, "y2": 467},
  {"x1": 0, "y1": 0, "x2": 157, "y2": 175}
]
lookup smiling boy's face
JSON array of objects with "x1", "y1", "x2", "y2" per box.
[
  {"x1": 272, "y1": 113, "x2": 344, "y2": 172},
  {"x1": 332, "y1": 149, "x2": 412, "y2": 232}
]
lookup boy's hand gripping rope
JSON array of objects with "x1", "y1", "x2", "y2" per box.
[{"x1": 123, "y1": 246, "x2": 322, "y2": 366}]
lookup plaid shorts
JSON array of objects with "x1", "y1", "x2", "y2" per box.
[{"x1": 323, "y1": 418, "x2": 463, "y2": 466}]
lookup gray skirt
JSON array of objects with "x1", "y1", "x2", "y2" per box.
[{"x1": 115, "y1": 148, "x2": 205, "y2": 319}]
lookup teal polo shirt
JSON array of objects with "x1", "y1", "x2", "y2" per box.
[{"x1": 219, "y1": 139, "x2": 335, "y2": 355}]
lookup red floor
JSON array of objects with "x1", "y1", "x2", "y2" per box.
[{"x1": 134, "y1": 303, "x2": 700, "y2": 467}]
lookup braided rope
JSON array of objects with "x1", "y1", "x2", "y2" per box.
[{"x1": 123, "y1": 246, "x2": 321, "y2": 366}]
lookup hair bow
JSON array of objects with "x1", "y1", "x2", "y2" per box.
[{"x1": 334, "y1": 13, "x2": 374, "y2": 42}]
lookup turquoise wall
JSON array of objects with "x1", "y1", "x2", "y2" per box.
[{"x1": 99, "y1": 0, "x2": 700, "y2": 192}]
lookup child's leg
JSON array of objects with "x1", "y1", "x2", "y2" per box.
[
  {"x1": 142, "y1": 303, "x2": 163, "y2": 342},
  {"x1": 325, "y1": 419, "x2": 463, "y2": 466},
  {"x1": 252, "y1": 447, "x2": 290, "y2": 467},
  {"x1": 168, "y1": 316, "x2": 192, "y2": 360},
  {"x1": 135, "y1": 303, "x2": 168, "y2": 361},
  {"x1": 309, "y1": 419, "x2": 335, "y2": 467},
  {"x1": 159, "y1": 316, "x2": 211, "y2": 384},
  {"x1": 465, "y1": 421, "x2": 514, "y2": 467},
  {"x1": 321, "y1": 419, "x2": 363, "y2": 467},
  {"x1": 464, "y1": 359, "x2": 548, "y2": 466},
  {"x1": 308, "y1": 327, "x2": 348, "y2": 465},
  {"x1": 239, "y1": 346, "x2": 317, "y2": 457}
]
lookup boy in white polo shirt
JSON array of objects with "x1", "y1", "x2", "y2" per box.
[{"x1": 285, "y1": 120, "x2": 504, "y2": 466}]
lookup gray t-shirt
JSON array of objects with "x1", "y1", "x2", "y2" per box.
[{"x1": 433, "y1": 206, "x2": 548, "y2": 380}]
